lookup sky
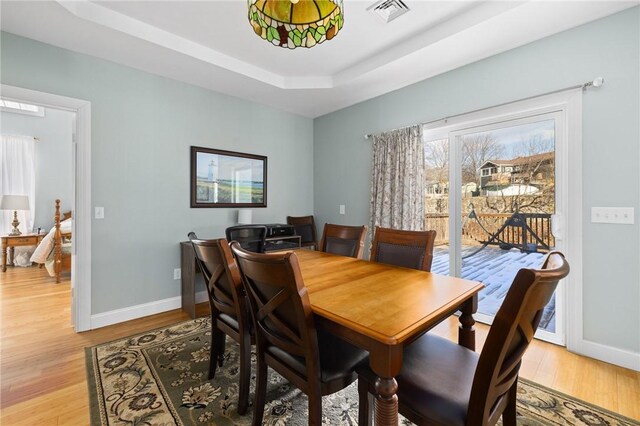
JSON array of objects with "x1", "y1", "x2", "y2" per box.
[{"x1": 469, "y1": 119, "x2": 555, "y2": 158}]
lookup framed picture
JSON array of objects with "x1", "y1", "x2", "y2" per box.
[{"x1": 190, "y1": 146, "x2": 267, "y2": 208}]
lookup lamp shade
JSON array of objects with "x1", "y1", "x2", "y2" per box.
[
  {"x1": 248, "y1": 0, "x2": 344, "y2": 49},
  {"x1": 0, "y1": 195, "x2": 30, "y2": 211},
  {"x1": 238, "y1": 209, "x2": 253, "y2": 224}
]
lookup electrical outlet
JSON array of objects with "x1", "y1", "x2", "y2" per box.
[
  {"x1": 95, "y1": 206, "x2": 104, "y2": 219},
  {"x1": 174, "y1": 268, "x2": 181, "y2": 280},
  {"x1": 339, "y1": 204, "x2": 346, "y2": 215}
]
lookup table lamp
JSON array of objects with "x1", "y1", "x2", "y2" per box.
[
  {"x1": 238, "y1": 209, "x2": 252, "y2": 225},
  {"x1": 0, "y1": 195, "x2": 30, "y2": 236}
]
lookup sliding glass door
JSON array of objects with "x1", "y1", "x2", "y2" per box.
[{"x1": 425, "y1": 111, "x2": 567, "y2": 345}]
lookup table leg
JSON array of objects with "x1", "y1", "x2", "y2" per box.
[
  {"x1": 9, "y1": 247, "x2": 15, "y2": 267},
  {"x1": 374, "y1": 377, "x2": 399, "y2": 426},
  {"x1": 1, "y1": 239, "x2": 7, "y2": 272},
  {"x1": 369, "y1": 344, "x2": 403, "y2": 426},
  {"x1": 458, "y1": 294, "x2": 478, "y2": 351}
]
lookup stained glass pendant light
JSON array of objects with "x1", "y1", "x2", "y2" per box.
[{"x1": 248, "y1": 0, "x2": 344, "y2": 49}]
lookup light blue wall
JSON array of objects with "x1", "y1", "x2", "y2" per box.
[
  {"x1": 1, "y1": 108, "x2": 74, "y2": 230},
  {"x1": 0, "y1": 32, "x2": 314, "y2": 314},
  {"x1": 314, "y1": 8, "x2": 640, "y2": 353}
]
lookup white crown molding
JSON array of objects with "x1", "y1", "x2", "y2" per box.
[
  {"x1": 4, "y1": 1, "x2": 636, "y2": 117},
  {"x1": 56, "y1": 0, "x2": 293, "y2": 88}
]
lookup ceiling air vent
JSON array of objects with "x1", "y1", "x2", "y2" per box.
[{"x1": 367, "y1": 0, "x2": 410, "y2": 23}]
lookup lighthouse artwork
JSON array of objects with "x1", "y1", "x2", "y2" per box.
[{"x1": 191, "y1": 146, "x2": 267, "y2": 208}]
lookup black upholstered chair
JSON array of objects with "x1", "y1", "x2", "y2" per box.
[
  {"x1": 187, "y1": 233, "x2": 253, "y2": 415},
  {"x1": 357, "y1": 251, "x2": 570, "y2": 426},
  {"x1": 225, "y1": 225, "x2": 267, "y2": 253},
  {"x1": 286, "y1": 215, "x2": 318, "y2": 249},
  {"x1": 230, "y1": 242, "x2": 368, "y2": 426},
  {"x1": 318, "y1": 223, "x2": 367, "y2": 258},
  {"x1": 370, "y1": 226, "x2": 437, "y2": 271}
]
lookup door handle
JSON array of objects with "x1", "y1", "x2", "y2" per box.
[{"x1": 551, "y1": 213, "x2": 563, "y2": 241}]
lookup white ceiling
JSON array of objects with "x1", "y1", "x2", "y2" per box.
[{"x1": 1, "y1": 1, "x2": 637, "y2": 117}]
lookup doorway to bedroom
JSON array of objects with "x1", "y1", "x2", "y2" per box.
[{"x1": 1, "y1": 99, "x2": 76, "y2": 321}]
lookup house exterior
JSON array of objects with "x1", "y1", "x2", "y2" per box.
[{"x1": 479, "y1": 151, "x2": 554, "y2": 191}]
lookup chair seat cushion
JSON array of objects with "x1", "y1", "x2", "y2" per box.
[
  {"x1": 218, "y1": 312, "x2": 239, "y2": 331},
  {"x1": 359, "y1": 334, "x2": 478, "y2": 426},
  {"x1": 267, "y1": 328, "x2": 368, "y2": 392}
]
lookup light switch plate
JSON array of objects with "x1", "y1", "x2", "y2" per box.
[
  {"x1": 591, "y1": 207, "x2": 634, "y2": 224},
  {"x1": 339, "y1": 204, "x2": 346, "y2": 215},
  {"x1": 95, "y1": 206, "x2": 104, "y2": 219}
]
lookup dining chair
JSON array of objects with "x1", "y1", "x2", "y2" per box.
[
  {"x1": 370, "y1": 226, "x2": 437, "y2": 271},
  {"x1": 286, "y1": 215, "x2": 318, "y2": 249},
  {"x1": 318, "y1": 223, "x2": 367, "y2": 258},
  {"x1": 357, "y1": 251, "x2": 570, "y2": 426},
  {"x1": 230, "y1": 242, "x2": 368, "y2": 426},
  {"x1": 187, "y1": 233, "x2": 253, "y2": 415},
  {"x1": 225, "y1": 225, "x2": 267, "y2": 253}
]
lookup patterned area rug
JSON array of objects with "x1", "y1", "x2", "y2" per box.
[{"x1": 86, "y1": 318, "x2": 638, "y2": 425}]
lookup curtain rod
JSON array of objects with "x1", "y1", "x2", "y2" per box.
[{"x1": 363, "y1": 77, "x2": 604, "y2": 140}]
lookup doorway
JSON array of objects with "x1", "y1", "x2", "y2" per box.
[
  {"x1": 423, "y1": 90, "x2": 582, "y2": 346},
  {"x1": 1, "y1": 84, "x2": 92, "y2": 331}
]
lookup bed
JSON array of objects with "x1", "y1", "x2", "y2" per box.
[{"x1": 30, "y1": 199, "x2": 72, "y2": 283}]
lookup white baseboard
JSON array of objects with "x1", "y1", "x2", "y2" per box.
[
  {"x1": 89, "y1": 295, "x2": 639, "y2": 372},
  {"x1": 574, "y1": 339, "x2": 640, "y2": 371},
  {"x1": 90, "y1": 290, "x2": 209, "y2": 330}
]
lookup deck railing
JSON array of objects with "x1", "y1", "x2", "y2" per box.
[{"x1": 425, "y1": 212, "x2": 554, "y2": 252}]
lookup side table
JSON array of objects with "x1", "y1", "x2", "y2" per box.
[{"x1": 2, "y1": 233, "x2": 45, "y2": 272}]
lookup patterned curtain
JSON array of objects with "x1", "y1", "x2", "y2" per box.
[{"x1": 369, "y1": 125, "x2": 425, "y2": 240}]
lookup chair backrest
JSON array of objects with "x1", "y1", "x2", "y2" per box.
[
  {"x1": 188, "y1": 234, "x2": 248, "y2": 327},
  {"x1": 286, "y1": 215, "x2": 318, "y2": 247},
  {"x1": 468, "y1": 251, "x2": 570, "y2": 424},
  {"x1": 230, "y1": 242, "x2": 321, "y2": 382},
  {"x1": 225, "y1": 225, "x2": 268, "y2": 253},
  {"x1": 370, "y1": 227, "x2": 437, "y2": 271},
  {"x1": 318, "y1": 223, "x2": 367, "y2": 258}
]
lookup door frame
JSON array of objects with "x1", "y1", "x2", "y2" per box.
[
  {"x1": 449, "y1": 110, "x2": 566, "y2": 344},
  {"x1": 423, "y1": 89, "x2": 582, "y2": 350},
  {"x1": 1, "y1": 84, "x2": 92, "y2": 332}
]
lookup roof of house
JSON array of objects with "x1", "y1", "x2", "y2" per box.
[{"x1": 480, "y1": 151, "x2": 554, "y2": 170}]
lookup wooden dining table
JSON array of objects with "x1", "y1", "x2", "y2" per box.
[{"x1": 294, "y1": 249, "x2": 484, "y2": 426}]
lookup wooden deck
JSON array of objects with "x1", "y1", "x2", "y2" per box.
[{"x1": 431, "y1": 245, "x2": 554, "y2": 332}]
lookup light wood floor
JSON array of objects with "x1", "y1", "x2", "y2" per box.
[{"x1": 1, "y1": 266, "x2": 638, "y2": 425}]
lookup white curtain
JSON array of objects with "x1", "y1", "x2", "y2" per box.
[
  {"x1": 369, "y1": 125, "x2": 426, "y2": 239},
  {"x1": 1, "y1": 135, "x2": 36, "y2": 235}
]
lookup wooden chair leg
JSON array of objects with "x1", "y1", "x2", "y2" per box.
[
  {"x1": 308, "y1": 382, "x2": 323, "y2": 426},
  {"x1": 502, "y1": 381, "x2": 518, "y2": 426},
  {"x1": 208, "y1": 327, "x2": 224, "y2": 380},
  {"x1": 237, "y1": 334, "x2": 251, "y2": 415},
  {"x1": 358, "y1": 378, "x2": 372, "y2": 426},
  {"x1": 218, "y1": 333, "x2": 226, "y2": 367},
  {"x1": 252, "y1": 356, "x2": 268, "y2": 426}
]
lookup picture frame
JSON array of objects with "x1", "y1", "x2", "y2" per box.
[{"x1": 190, "y1": 146, "x2": 267, "y2": 208}]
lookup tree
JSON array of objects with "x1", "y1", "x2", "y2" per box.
[
  {"x1": 461, "y1": 133, "x2": 504, "y2": 185},
  {"x1": 424, "y1": 139, "x2": 449, "y2": 194},
  {"x1": 482, "y1": 135, "x2": 555, "y2": 214}
]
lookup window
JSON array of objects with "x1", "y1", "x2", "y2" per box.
[{"x1": 0, "y1": 99, "x2": 45, "y2": 117}]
